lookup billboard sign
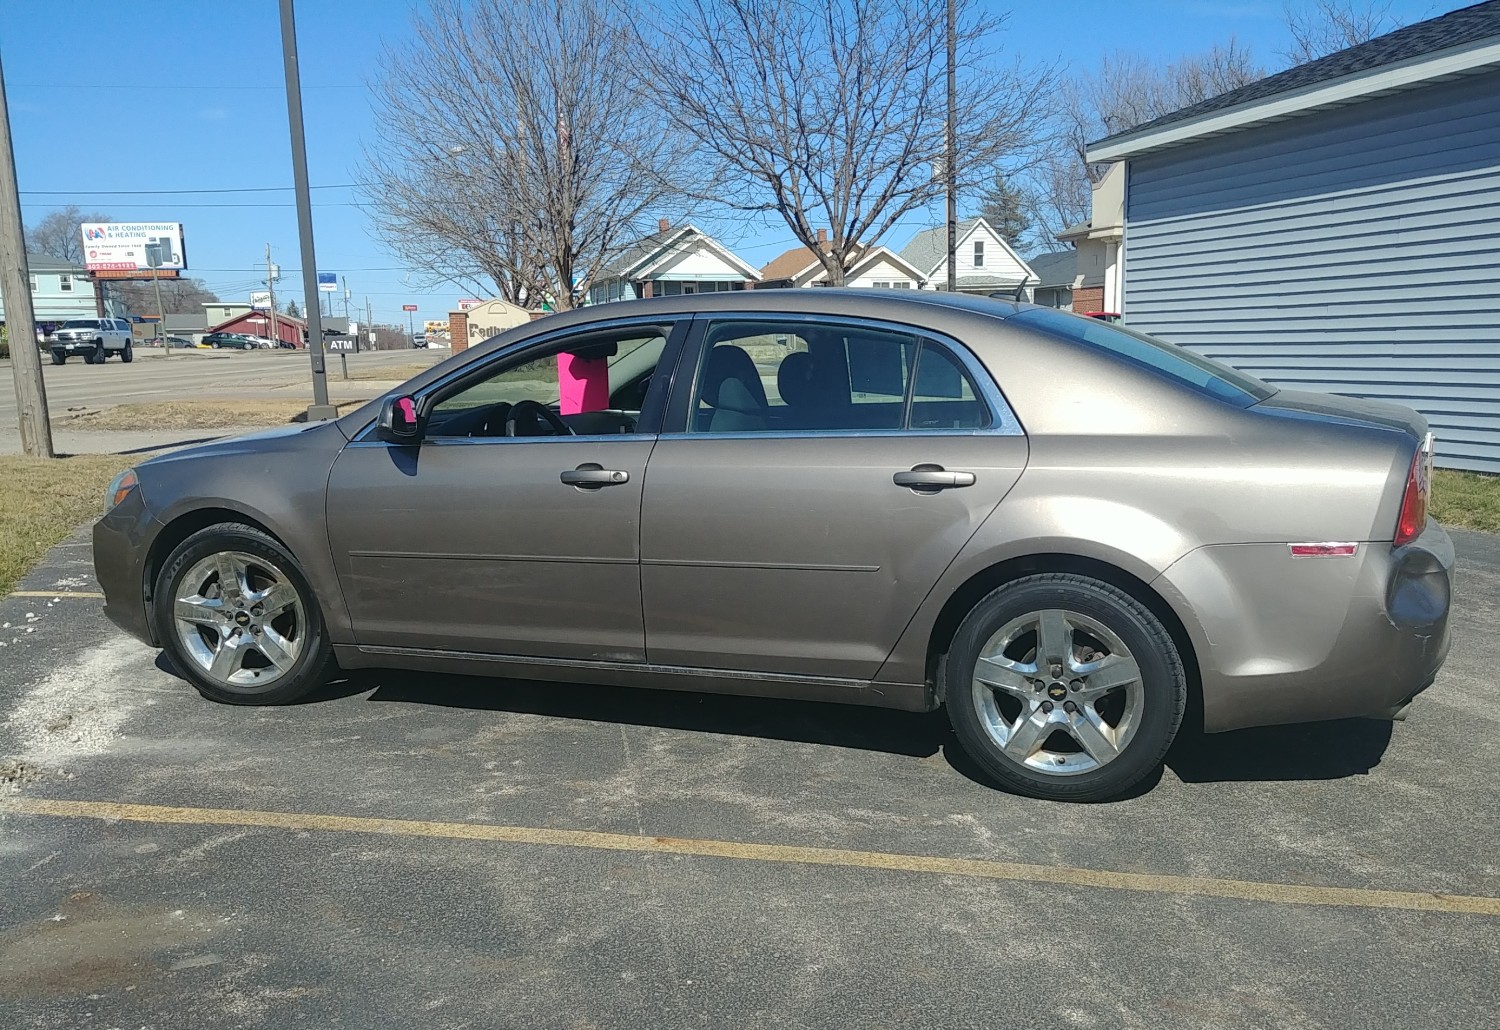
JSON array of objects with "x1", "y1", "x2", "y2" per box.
[
  {"x1": 317, "y1": 272, "x2": 338, "y2": 292},
  {"x1": 81, "y1": 222, "x2": 187, "y2": 272},
  {"x1": 250, "y1": 291, "x2": 273, "y2": 311},
  {"x1": 457, "y1": 298, "x2": 481, "y2": 310},
  {"x1": 402, "y1": 304, "x2": 418, "y2": 312}
]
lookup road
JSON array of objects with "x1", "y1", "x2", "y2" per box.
[
  {"x1": 0, "y1": 528, "x2": 1497, "y2": 1028},
  {"x1": 0, "y1": 348, "x2": 445, "y2": 454},
  {"x1": 0, "y1": 348, "x2": 441, "y2": 433}
]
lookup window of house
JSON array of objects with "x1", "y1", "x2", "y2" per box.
[
  {"x1": 58, "y1": 274, "x2": 73, "y2": 292},
  {"x1": 688, "y1": 320, "x2": 990, "y2": 434},
  {"x1": 29, "y1": 275, "x2": 37, "y2": 292},
  {"x1": 973, "y1": 240, "x2": 985, "y2": 267},
  {"x1": 891, "y1": 281, "x2": 912, "y2": 289}
]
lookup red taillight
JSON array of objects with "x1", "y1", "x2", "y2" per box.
[{"x1": 1393, "y1": 443, "x2": 1430, "y2": 547}]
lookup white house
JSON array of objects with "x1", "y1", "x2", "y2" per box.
[
  {"x1": 758, "y1": 230, "x2": 928, "y2": 289},
  {"x1": 899, "y1": 217, "x2": 1036, "y2": 299},
  {"x1": 588, "y1": 221, "x2": 761, "y2": 303}
]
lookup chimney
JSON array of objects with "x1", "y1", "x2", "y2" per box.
[
  {"x1": 658, "y1": 218, "x2": 671, "y2": 233},
  {"x1": 816, "y1": 227, "x2": 827, "y2": 245}
]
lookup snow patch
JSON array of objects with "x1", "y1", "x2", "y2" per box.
[{"x1": 4, "y1": 636, "x2": 152, "y2": 767}]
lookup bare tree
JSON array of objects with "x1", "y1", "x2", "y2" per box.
[
  {"x1": 1282, "y1": 1, "x2": 1396, "y2": 65},
  {"x1": 1030, "y1": 39, "x2": 1263, "y2": 243},
  {"x1": 25, "y1": 205, "x2": 110, "y2": 265},
  {"x1": 107, "y1": 277, "x2": 220, "y2": 316},
  {"x1": 365, "y1": 0, "x2": 684, "y2": 310},
  {"x1": 638, "y1": 0, "x2": 1053, "y2": 286}
]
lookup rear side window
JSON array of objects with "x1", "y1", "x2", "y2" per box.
[
  {"x1": 1010, "y1": 308, "x2": 1274, "y2": 407},
  {"x1": 688, "y1": 319, "x2": 990, "y2": 433}
]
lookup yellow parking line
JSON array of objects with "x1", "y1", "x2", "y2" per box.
[
  {"x1": 6, "y1": 797, "x2": 1498, "y2": 917},
  {"x1": 7, "y1": 591, "x2": 104, "y2": 599}
]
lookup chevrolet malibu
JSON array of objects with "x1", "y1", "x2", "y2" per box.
[{"x1": 93, "y1": 291, "x2": 1453, "y2": 801}]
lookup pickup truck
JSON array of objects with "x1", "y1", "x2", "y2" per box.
[{"x1": 49, "y1": 318, "x2": 134, "y2": 364}]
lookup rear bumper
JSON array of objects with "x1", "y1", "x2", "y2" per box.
[
  {"x1": 1159, "y1": 520, "x2": 1453, "y2": 733},
  {"x1": 93, "y1": 489, "x2": 162, "y2": 647}
]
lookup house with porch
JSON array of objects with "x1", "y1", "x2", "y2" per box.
[
  {"x1": 587, "y1": 221, "x2": 760, "y2": 303},
  {"x1": 758, "y1": 229, "x2": 928, "y2": 289}
]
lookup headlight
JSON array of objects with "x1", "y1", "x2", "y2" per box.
[{"x1": 104, "y1": 469, "x2": 139, "y2": 512}]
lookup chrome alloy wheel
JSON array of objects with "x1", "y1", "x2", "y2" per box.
[
  {"x1": 173, "y1": 550, "x2": 306, "y2": 689},
  {"x1": 971, "y1": 608, "x2": 1144, "y2": 776}
]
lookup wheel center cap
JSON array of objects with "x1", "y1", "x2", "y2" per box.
[
  {"x1": 234, "y1": 611, "x2": 252, "y2": 627},
  {"x1": 1047, "y1": 682, "x2": 1068, "y2": 701}
]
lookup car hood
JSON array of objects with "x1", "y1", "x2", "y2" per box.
[
  {"x1": 1252, "y1": 388, "x2": 1426, "y2": 440},
  {"x1": 138, "y1": 419, "x2": 349, "y2": 468}
]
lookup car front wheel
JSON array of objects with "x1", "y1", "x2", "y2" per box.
[
  {"x1": 121, "y1": 342, "x2": 133, "y2": 363},
  {"x1": 153, "y1": 523, "x2": 337, "y2": 705},
  {"x1": 944, "y1": 574, "x2": 1186, "y2": 802},
  {"x1": 50, "y1": 350, "x2": 65, "y2": 365}
]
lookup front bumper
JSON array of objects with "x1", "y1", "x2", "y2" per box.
[
  {"x1": 53, "y1": 339, "x2": 99, "y2": 352},
  {"x1": 1159, "y1": 520, "x2": 1453, "y2": 733},
  {"x1": 93, "y1": 487, "x2": 162, "y2": 647}
]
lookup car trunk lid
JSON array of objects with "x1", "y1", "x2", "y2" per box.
[{"x1": 1253, "y1": 388, "x2": 1427, "y2": 441}]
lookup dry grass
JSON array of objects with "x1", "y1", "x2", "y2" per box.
[
  {"x1": 66, "y1": 399, "x2": 369, "y2": 431},
  {"x1": 1433, "y1": 469, "x2": 1500, "y2": 534},
  {"x1": 0, "y1": 455, "x2": 134, "y2": 595},
  {"x1": 342, "y1": 361, "x2": 444, "y2": 382}
]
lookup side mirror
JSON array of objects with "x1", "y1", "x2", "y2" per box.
[{"x1": 376, "y1": 395, "x2": 422, "y2": 444}]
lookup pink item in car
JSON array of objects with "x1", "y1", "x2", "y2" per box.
[{"x1": 557, "y1": 352, "x2": 609, "y2": 414}]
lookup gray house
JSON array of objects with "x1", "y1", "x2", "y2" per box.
[{"x1": 1087, "y1": 1, "x2": 1500, "y2": 472}]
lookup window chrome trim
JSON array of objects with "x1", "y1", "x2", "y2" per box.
[{"x1": 676, "y1": 310, "x2": 1023, "y2": 437}]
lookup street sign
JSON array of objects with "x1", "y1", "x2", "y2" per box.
[
  {"x1": 317, "y1": 272, "x2": 337, "y2": 292},
  {"x1": 402, "y1": 304, "x2": 418, "y2": 311}
]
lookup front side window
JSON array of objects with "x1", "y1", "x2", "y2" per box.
[
  {"x1": 689, "y1": 320, "x2": 989, "y2": 433},
  {"x1": 424, "y1": 325, "x2": 670, "y2": 439}
]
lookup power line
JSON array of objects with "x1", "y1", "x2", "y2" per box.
[
  {"x1": 11, "y1": 82, "x2": 368, "y2": 91},
  {"x1": 20, "y1": 183, "x2": 367, "y2": 196}
]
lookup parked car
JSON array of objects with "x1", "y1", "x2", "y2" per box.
[
  {"x1": 163, "y1": 336, "x2": 197, "y2": 349},
  {"x1": 50, "y1": 317, "x2": 134, "y2": 364},
  {"x1": 203, "y1": 332, "x2": 262, "y2": 351},
  {"x1": 92, "y1": 291, "x2": 1452, "y2": 801}
]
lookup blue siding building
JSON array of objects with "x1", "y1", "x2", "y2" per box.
[{"x1": 1088, "y1": 2, "x2": 1500, "y2": 472}]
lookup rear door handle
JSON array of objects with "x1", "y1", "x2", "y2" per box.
[
  {"x1": 560, "y1": 463, "x2": 630, "y2": 488},
  {"x1": 893, "y1": 465, "x2": 976, "y2": 491}
]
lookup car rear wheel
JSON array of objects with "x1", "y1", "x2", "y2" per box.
[
  {"x1": 944, "y1": 574, "x2": 1186, "y2": 802},
  {"x1": 153, "y1": 523, "x2": 337, "y2": 705}
]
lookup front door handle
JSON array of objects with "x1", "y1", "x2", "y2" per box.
[
  {"x1": 561, "y1": 463, "x2": 630, "y2": 489},
  {"x1": 893, "y1": 464, "x2": 976, "y2": 492}
]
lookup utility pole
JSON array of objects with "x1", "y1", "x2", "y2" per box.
[
  {"x1": 265, "y1": 243, "x2": 280, "y2": 348},
  {"x1": 945, "y1": 0, "x2": 957, "y2": 294},
  {"x1": 365, "y1": 296, "x2": 373, "y2": 353},
  {"x1": 278, "y1": 0, "x2": 335, "y2": 419},
  {"x1": 0, "y1": 50, "x2": 54, "y2": 457},
  {"x1": 145, "y1": 243, "x2": 168, "y2": 359}
]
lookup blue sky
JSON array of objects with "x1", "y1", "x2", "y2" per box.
[{"x1": 4, "y1": 0, "x2": 1449, "y2": 324}]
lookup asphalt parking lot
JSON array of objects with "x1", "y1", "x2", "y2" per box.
[{"x1": 1, "y1": 528, "x2": 1498, "y2": 1029}]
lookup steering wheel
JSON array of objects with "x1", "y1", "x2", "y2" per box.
[{"x1": 505, "y1": 398, "x2": 575, "y2": 437}]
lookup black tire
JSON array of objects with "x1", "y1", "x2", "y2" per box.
[
  {"x1": 121, "y1": 342, "x2": 133, "y2": 363},
  {"x1": 152, "y1": 523, "x2": 338, "y2": 705},
  {"x1": 89, "y1": 341, "x2": 106, "y2": 364},
  {"x1": 944, "y1": 574, "x2": 1186, "y2": 802},
  {"x1": 50, "y1": 350, "x2": 65, "y2": 365}
]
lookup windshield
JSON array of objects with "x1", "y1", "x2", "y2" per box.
[
  {"x1": 1009, "y1": 308, "x2": 1275, "y2": 408},
  {"x1": 60, "y1": 319, "x2": 102, "y2": 329}
]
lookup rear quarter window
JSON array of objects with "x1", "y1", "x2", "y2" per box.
[{"x1": 1009, "y1": 308, "x2": 1275, "y2": 408}]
